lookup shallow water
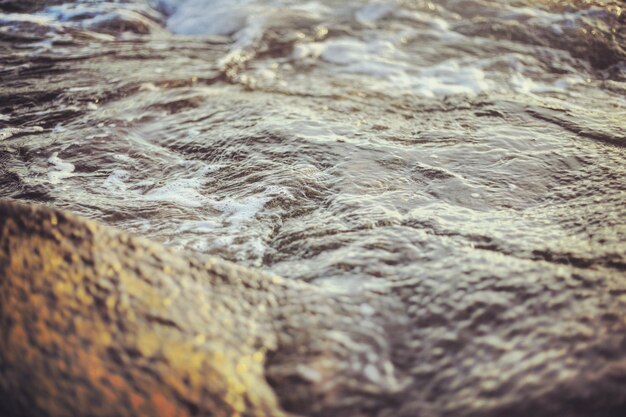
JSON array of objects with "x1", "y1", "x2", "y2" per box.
[
  {"x1": 0, "y1": 0, "x2": 626, "y2": 416},
  {"x1": 0, "y1": 0, "x2": 626, "y2": 410},
  {"x1": 2, "y1": 0, "x2": 624, "y2": 282}
]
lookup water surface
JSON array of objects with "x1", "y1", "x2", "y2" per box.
[{"x1": 0, "y1": 0, "x2": 625, "y2": 414}]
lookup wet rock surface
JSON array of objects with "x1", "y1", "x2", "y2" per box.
[{"x1": 0, "y1": 199, "x2": 285, "y2": 417}]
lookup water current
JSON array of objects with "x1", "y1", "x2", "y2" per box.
[
  {"x1": 2, "y1": 0, "x2": 624, "y2": 282},
  {"x1": 0, "y1": 0, "x2": 625, "y2": 415}
]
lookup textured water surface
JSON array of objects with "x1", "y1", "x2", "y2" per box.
[{"x1": 1, "y1": 0, "x2": 626, "y2": 415}]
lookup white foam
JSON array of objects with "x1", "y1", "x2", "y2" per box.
[
  {"x1": 1, "y1": 126, "x2": 44, "y2": 140},
  {"x1": 213, "y1": 195, "x2": 270, "y2": 225},
  {"x1": 296, "y1": 29, "x2": 587, "y2": 98},
  {"x1": 0, "y1": 128, "x2": 21, "y2": 141},
  {"x1": 0, "y1": 13, "x2": 54, "y2": 25},
  {"x1": 165, "y1": 0, "x2": 332, "y2": 50},
  {"x1": 165, "y1": 0, "x2": 479, "y2": 91},
  {"x1": 102, "y1": 169, "x2": 130, "y2": 192},
  {"x1": 364, "y1": 363, "x2": 382, "y2": 384},
  {"x1": 500, "y1": 5, "x2": 606, "y2": 34},
  {"x1": 413, "y1": 61, "x2": 491, "y2": 97},
  {"x1": 295, "y1": 36, "x2": 492, "y2": 97},
  {"x1": 165, "y1": 0, "x2": 250, "y2": 36},
  {"x1": 137, "y1": 161, "x2": 221, "y2": 208},
  {"x1": 40, "y1": 2, "x2": 162, "y2": 33},
  {"x1": 48, "y1": 152, "x2": 75, "y2": 184},
  {"x1": 510, "y1": 73, "x2": 583, "y2": 94},
  {"x1": 112, "y1": 154, "x2": 134, "y2": 163},
  {"x1": 178, "y1": 220, "x2": 220, "y2": 233},
  {"x1": 143, "y1": 178, "x2": 206, "y2": 208}
]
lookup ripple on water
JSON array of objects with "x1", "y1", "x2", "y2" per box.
[{"x1": 1, "y1": 0, "x2": 626, "y2": 415}]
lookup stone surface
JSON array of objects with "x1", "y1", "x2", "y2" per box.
[{"x1": 0, "y1": 198, "x2": 286, "y2": 417}]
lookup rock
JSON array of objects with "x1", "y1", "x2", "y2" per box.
[{"x1": 0, "y1": 198, "x2": 286, "y2": 417}]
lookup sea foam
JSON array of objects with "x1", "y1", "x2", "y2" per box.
[{"x1": 48, "y1": 152, "x2": 75, "y2": 184}]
